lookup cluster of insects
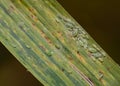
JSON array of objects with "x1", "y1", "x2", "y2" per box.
[{"x1": 57, "y1": 15, "x2": 106, "y2": 62}]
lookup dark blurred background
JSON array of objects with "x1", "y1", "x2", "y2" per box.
[{"x1": 0, "y1": 0, "x2": 120, "y2": 86}]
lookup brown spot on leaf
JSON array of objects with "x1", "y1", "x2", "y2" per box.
[
  {"x1": 76, "y1": 51, "x2": 82, "y2": 60},
  {"x1": 39, "y1": 45, "x2": 46, "y2": 51},
  {"x1": 44, "y1": 36, "x2": 52, "y2": 44},
  {"x1": 30, "y1": 14, "x2": 38, "y2": 22},
  {"x1": 68, "y1": 57, "x2": 73, "y2": 62},
  {"x1": 28, "y1": 8, "x2": 36, "y2": 15},
  {"x1": 8, "y1": 5, "x2": 15, "y2": 13},
  {"x1": 32, "y1": 23, "x2": 36, "y2": 27},
  {"x1": 57, "y1": 31, "x2": 62, "y2": 37},
  {"x1": 10, "y1": 5, "x2": 15, "y2": 10}
]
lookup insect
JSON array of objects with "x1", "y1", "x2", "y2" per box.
[
  {"x1": 88, "y1": 47, "x2": 97, "y2": 53},
  {"x1": 92, "y1": 44, "x2": 101, "y2": 51},
  {"x1": 98, "y1": 71, "x2": 104, "y2": 81},
  {"x1": 55, "y1": 44, "x2": 60, "y2": 49},
  {"x1": 100, "y1": 51, "x2": 106, "y2": 57},
  {"x1": 46, "y1": 50, "x2": 54, "y2": 56},
  {"x1": 65, "y1": 22, "x2": 74, "y2": 29},
  {"x1": 91, "y1": 52, "x2": 102, "y2": 58},
  {"x1": 26, "y1": 44, "x2": 31, "y2": 49},
  {"x1": 72, "y1": 28, "x2": 79, "y2": 37},
  {"x1": 57, "y1": 15, "x2": 106, "y2": 61}
]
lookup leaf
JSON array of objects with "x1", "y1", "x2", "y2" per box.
[{"x1": 0, "y1": 0, "x2": 120, "y2": 86}]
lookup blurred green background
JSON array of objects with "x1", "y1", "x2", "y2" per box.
[{"x1": 0, "y1": 0, "x2": 120, "y2": 86}]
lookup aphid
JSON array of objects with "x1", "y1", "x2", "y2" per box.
[
  {"x1": 85, "y1": 34, "x2": 89, "y2": 40},
  {"x1": 98, "y1": 71, "x2": 104, "y2": 81},
  {"x1": 55, "y1": 18, "x2": 60, "y2": 23},
  {"x1": 92, "y1": 44, "x2": 101, "y2": 51},
  {"x1": 18, "y1": 22, "x2": 24, "y2": 25},
  {"x1": 57, "y1": 15, "x2": 76, "y2": 28},
  {"x1": 26, "y1": 44, "x2": 31, "y2": 49},
  {"x1": 88, "y1": 47, "x2": 97, "y2": 53},
  {"x1": 79, "y1": 40, "x2": 84, "y2": 47},
  {"x1": 81, "y1": 29, "x2": 86, "y2": 35},
  {"x1": 55, "y1": 44, "x2": 60, "y2": 49},
  {"x1": 91, "y1": 56, "x2": 96, "y2": 62},
  {"x1": 7, "y1": 5, "x2": 15, "y2": 14},
  {"x1": 57, "y1": 15, "x2": 64, "y2": 21},
  {"x1": 18, "y1": 22, "x2": 24, "y2": 28},
  {"x1": 100, "y1": 51, "x2": 106, "y2": 57},
  {"x1": 72, "y1": 28, "x2": 78, "y2": 37},
  {"x1": 13, "y1": 30, "x2": 17, "y2": 34},
  {"x1": 39, "y1": 45, "x2": 46, "y2": 51},
  {"x1": 82, "y1": 38, "x2": 88, "y2": 44},
  {"x1": 0, "y1": 20, "x2": 8, "y2": 28},
  {"x1": 80, "y1": 34, "x2": 86, "y2": 38},
  {"x1": 10, "y1": 5, "x2": 15, "y2": 10},
  {"x1": 46, "y1": 51, "x2": 54, "y2": 56},
  {"x1": 11, "y1": 43, "x2": 17, "y2": 48},
  {"x1": 27, "y1": 56, "x2": 33, "y2": 60},
  {"x1": 68, "y1": 70, "x2": 72, "y2": 74},
  {"x1": 98, "y1": 58, "x2": 104, "y2": 63},
  {"x1": 63, "y1": 18, "x2": 70, "y2": 22},
  {"x1": 84, "y1": 45, "x2": 88, "y2": 49},
  {"x1": 76, "y1": 34, "x2": 81, "y2": 40},
  {"x1": 61, "y1": 68, "x2": 65, "y2": 72},
  {"x1": 63, "y1": 18, "x2": 75, "y2": 26},
  {"x1": 83, "y1": 42, "x2": 88, "y2": 49},
  {"x1": 77, "y1": 28, "x2": 83, "y2": 34},
  {"x1": 91, "y1": 52, "x2": 102, "y2": 58},
  {"x1": 65, "y1": 22, "x2": 74, "y2": 29},
  {"x1": 75, "y1": 26, "x2": 80, "y2": 30}
]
